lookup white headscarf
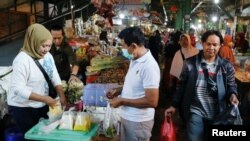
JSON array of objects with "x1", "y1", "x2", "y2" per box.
[{"x1": 170, "y1": 34, "x2": 199, "y2": 79}]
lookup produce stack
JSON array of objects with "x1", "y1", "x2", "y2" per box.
[
  {"x1": 94, "y1": 61, "x2": 128, "y2": 84},
  {"x1": 62, "y1": 79, "x2": 84, "y2": 105},
  {"x1": 86, "y1": 55, "x2": 127, "y2": 84}
]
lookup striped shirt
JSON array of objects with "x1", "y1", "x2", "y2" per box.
[{"x1": 190, "y1": 60, "x2": 218, "y2": 119}]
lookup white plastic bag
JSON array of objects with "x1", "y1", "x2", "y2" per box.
[
  {"x1": 103, "y1": 103, "x2": 120, "y2": 138},
  {"x1": 59, "y1": 111, "x2": 75, "y2": 130},
  {"x1": 40, "y1": 120, "x2": 61, "y2": 134}
]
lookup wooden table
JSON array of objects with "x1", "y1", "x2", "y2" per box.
[{"x1": 235, "y1": 71, "x2": 250, "y2": 125}]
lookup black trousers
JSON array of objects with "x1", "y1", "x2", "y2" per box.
[{"x1": 8, "y1": 105, "x2": 48, "y2": 135}]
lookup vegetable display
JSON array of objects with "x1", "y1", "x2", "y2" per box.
[{"x1": 62, "y1": 80, "x2": 84, "y2": 104}]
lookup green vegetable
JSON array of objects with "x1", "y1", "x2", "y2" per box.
[
  {"x1": 106, "y1": 126, "x2": 116, "y2": 138},
  {"x1": 62, "y1": 80, "x2": 84, "y2": 104}
]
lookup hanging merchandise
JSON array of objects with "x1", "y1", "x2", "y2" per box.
[
  {"x1": 74, "y1": 18, "x2": 84, "y2": 37},
  {"x1": 91, "y1": 0, "x2": 119, "y2": 26}
]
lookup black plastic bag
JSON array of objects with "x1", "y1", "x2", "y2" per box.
[{"x1": 212, "y1": 105, "x2": 243, "y2": 125}]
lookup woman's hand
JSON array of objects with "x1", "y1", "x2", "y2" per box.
[
  {"x1": 44, "y1": 96, "x2": 57, "y2": 108},
  {"x1": 59, "y1": 95, "x2": 67, "y2": 107}
]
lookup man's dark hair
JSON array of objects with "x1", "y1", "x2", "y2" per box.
[
  {"x1": 201, "y1": 30, "x2": 223, "y2": 44},
  {"x1": 118, "y1": 26, "x2": 145, "y2": 46},
  {"x1": 50, "y1": 24, "x2": 65, "y2": 35}
]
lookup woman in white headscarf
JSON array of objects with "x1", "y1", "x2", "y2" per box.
[
  {"x1": 170, "y1": 34, "x2": 199, "y2": 79},
  {"x1": 7, "y1": 23, "x2": 67, "y2": 136}
]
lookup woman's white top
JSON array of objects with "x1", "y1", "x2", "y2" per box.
[{"x1": 7, "y1": 51, "x2": 61, "y2": 108}]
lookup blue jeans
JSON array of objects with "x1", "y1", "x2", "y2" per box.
[{"x1": 187, "y1": 113, "x2": 205, "y2": 141}]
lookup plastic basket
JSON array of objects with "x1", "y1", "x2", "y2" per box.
[
  {"x1": 25, "y1": 120, "x2": 99, "y2": 141},
  {"x1": 83, "y1": 83, "x2": 122, "y2": 107}
]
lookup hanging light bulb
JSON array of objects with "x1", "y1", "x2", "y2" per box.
[
  {"x1": 212, "y1": 16, "x2": 218, "y2": 22},
  {"x1": 119, "y1": 13, "x2": 125, "y2": 19},
  {"x1": 198, "y1": 24, "x2": 202, "y2": 29},
  {"x1": 214, "y1": 0, "x2": 219, "y2": 4}
]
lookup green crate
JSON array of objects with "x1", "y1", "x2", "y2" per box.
[{"x1": 25, "y1": 120, "x2": 99, "y2": 141}]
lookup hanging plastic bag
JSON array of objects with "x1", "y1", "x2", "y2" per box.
[
  {"x1": 212, "y1": 104, "x2": 243, "y2": 125},
  {"x1": 232, "y1": 105, "x2": 243, "y2": 125},
  {"x1": 103, "y1": 102, "x2": 119, "y2": 138},
  {"x1": 160, "y1": 115, "x2": 176, "y2": 141}
]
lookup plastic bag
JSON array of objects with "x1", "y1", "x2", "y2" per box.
[
  {"x1": 160, "y1": 116, "x2": 176, "y2": 141},
  {"x1": 212, "y1": 105, "x2": 243, "y2": 125},
  {"x1": 59, "y1": 111, "x2": 75, "y2": 130},
  {"x1": 232, "y1": 105, "x2": 243, "y2": 125},
  {"x1": 73, "y1": 112, "x2": 91, "y2": 132},
  {"x1": 40, "y1": 119, "x2": 61, "y2": 134},
  {"x1": 103, "y1": 103, "x2": 119, "y2": 138},
  {"x1": 48, "y1": 100, "x2": 63, "y2": 122}
]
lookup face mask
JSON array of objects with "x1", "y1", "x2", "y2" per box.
[{"x1": 121, "y1": 48, "x2": 134, "y2": 60}]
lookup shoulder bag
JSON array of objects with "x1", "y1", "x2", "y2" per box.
[{"x1": 34, "y1": 60, "x2": 57, "y2": 98}]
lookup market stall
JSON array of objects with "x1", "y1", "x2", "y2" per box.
[
  {"x1": 234, "y1": 55, "x2": 250, "y2": 125},
  {"x1": 0, "y1": 66, "x2": 12, "y2": 118},
  {"x1": 23, "y1": 21, "x2": 128, "y2": 141}
]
